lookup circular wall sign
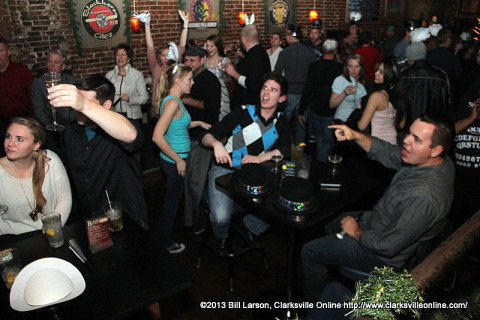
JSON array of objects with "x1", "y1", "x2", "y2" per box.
[
  {"x1": 269, "y1": 0, "x2": 290, "y2": 29},
  {"x1": 82, "y1": 0, "x2": 121, "y2": 40}
]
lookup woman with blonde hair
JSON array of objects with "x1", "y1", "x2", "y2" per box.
[
  {"x1": 0, "y1": 117, "x2": 71, "y2": 236},
  {"x1": 152, "y1": 64, "x2": 210, "y2": 253}
]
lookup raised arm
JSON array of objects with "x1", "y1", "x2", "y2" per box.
[
  {"x1": 178, "y1": 10, "x2": 189, "y2": 49},
  {"x1": 48, "y1": 84, "x2": 137, "y2": 143},
  {"x1": 145, "y1": 17, "x2": 154, "y2": 49}
]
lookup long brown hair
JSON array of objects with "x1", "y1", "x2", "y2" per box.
[
  {"x1": 10, "y1": 117, "x2": 50, "y2": 213},
  {"x1": 151, "y1": 63, "x2": 192, "y2": 116}
]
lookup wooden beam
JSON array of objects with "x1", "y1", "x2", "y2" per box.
[{"x1": 410, "y1": 210, "x2": 480, "y2": 291}]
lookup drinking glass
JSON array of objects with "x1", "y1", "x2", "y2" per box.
[
  {"x1": 328, "y1": 154, "x2": 343, "y2": 175},
  {"x1": 41, "y1": 212, "x2": 64, "y2": 248},
  {"x1": 104, "y1": 201, "x2": 123, "y2": 232},
  {"x1": 44, "y1": 72, "x2": 63, "y2": 131},
  {"x1": 0, "y1": 248, "x2": 21, "y2": 289},
  {"x1": 271, "y1": 153, "x2": 284, "y2": 173},
  {"x1": 0, "y1": 205, "x2": 7, "y2": 215}
]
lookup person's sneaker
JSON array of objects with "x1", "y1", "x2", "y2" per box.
[
  {"x1": 214, "y1": 238, "x2": 229, "y2": 257},
  {"x1": 233, "y1": 220, "x2": 264, "y2": 249},
  {"x1": 167, "y1": 242, "x2": 186, "y2": 254}
]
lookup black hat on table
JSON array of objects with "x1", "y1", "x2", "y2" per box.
[
  {"x1": 233, "y1": 163, "x2": 273, "y2": 198},
  {"x1": 273, "y1": 177, "x2": 319, "y2": 215}
]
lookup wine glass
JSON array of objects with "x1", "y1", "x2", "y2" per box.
[
  {"x1": 45, "y1": 72, "x2": 63, "y2": 131},
  {"x1": 328, "y1": 154, "x2": 343, "y2": 175},
  {"x1": 271, "y1": 152, "x2": 284, "y2": 173}
]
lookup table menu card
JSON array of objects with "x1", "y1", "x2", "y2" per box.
[{"x1": 86, "y1": 215, "x2": 113, "y2": 253}]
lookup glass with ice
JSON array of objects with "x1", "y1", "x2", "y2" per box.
[
  {"x1": 41, "y1": 212, "x2": 64, "y2": 248},
  {"x1": 104, "y1": 201, "x2": 123, "y2": 232}
]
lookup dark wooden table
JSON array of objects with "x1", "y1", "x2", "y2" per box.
[
  {"x1": 0, "y1": 216, "x2": 193, "y2": 320},
  {"x1": 215, "y1": 159, "x2": 381, "y2": 305}
]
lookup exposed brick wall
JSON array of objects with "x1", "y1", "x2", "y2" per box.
[{"x1": 1, "y1": 0, "x2": 460, "y2": 80}]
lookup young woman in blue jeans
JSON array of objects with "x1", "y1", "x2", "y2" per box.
[{"x1": 152, "y1": 64, "x2": 210, "y2": 253}]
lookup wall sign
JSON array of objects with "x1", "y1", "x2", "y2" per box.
[
  {"x1": 265, "y1": 0, "x2": 296, "y2": 34},
  {"x1": 70, "y1": 0, "x2": 128, "y2": 51},
  {"x1": 81, "y1": 0, "x2": 122, "y2": 41},
  {"x1": 182, "y1": 0, "x2": 220, "y2": 39}
]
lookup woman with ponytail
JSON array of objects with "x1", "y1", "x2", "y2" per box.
[
  {"x1": 152, "y1": 64, "x2": 210, "y2": 253},
  {"x1": 0, "y1": 117, "x2": 71, "y2": 236}
]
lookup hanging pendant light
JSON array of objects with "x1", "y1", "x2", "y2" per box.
[
  {"x1": 238, "y1": 0, "x2": 246, "y2": 26},
  {"x1": 129, "y1": 0, "x2": 140, "y2": 33},
  {"x1": 130, "y1": 17, "x2": 141, "y2": 32},
  {"x1": 309, "y1": 0, "x2": 318, "y2": 22}
]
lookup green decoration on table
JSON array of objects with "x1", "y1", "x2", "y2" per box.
[{"x1": 348, "y1": 266, "x2": 423, "y2": 320}]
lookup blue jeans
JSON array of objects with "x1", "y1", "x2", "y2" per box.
[
  {"x1": 305, "y1": 282, "x2": 352, "y2": 320},
  {"x1": 208, "y1": 164, "x2": 269, "y2": 239},
  {"x1": 283, "y1": 94, "x2": 305, "y2": 145},
  {"x1": 158, "y1": 157, "x2": 185, "y2": 248},
  {"x1": 309, "y1": 113, "x2": 336, "y2": 162},
  {"x1": 301, "y1": 211, "x2": 385, "y2": 302}
]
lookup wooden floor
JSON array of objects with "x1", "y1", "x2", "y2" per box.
[
  {"x1": 127, "y1": 169, "x2": 330, "y2": 320},
  {"x1": 128, "y1": 168, "x2": 480, "y2": 320}
]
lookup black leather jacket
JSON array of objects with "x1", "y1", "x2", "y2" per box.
[{"x1": 401, "y1": 60, "x2": 451, "y2": 127}]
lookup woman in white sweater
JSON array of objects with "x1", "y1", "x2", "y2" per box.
[
  {"x1": 0, "y1": 117, "x2": 71, "y2": 235},
  {"x1": 106, "y1": 43, "x2": 149, "y2": 124}
]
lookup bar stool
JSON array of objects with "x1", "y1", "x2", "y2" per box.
[{"x1": 196, "y1": 204, "x2": 268, "y2": 292}]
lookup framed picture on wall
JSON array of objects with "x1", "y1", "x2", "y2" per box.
[
  {"x1": 458, "y1": 0, "x2": 480, "y2": 14},
  {"x1": 265, "y1": 0, "x2": 296, "y2": 34},
  {"x1": 385, "y1": 0, "x2": 403, "y2": 16},
  {"x1": 181, "y1": 0, "x2": 220, "y2": 39}
]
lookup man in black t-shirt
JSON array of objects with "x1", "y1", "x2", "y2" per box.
[{"x1": 182, "y1": 46, "x2": 221, "y2": 141}]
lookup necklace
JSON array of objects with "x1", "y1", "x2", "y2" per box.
[{"x1": 13, "y1": 164, "x2": 41, "y2": 222}]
